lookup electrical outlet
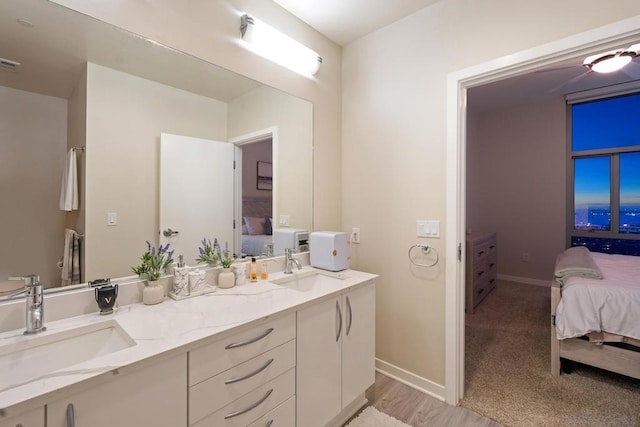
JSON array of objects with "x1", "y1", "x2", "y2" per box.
[{"x1": 351, "y1": 227, "x2": 361, "y2": 244}]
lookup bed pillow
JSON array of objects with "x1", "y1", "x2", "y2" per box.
[
  {"x1": 265, "y1": 216, "x2": 273, "y2": 235},
  {"x1": 243, "y1": 216, "x2": 266, "y2": 235}
]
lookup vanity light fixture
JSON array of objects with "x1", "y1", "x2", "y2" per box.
[
  {"x1": 240, "y1": 13, "x2": 322, "y2": 76},
  {"x1": 584, "y1": 43, "x2": 640, "y2": 73}
]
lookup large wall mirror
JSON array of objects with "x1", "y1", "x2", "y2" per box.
[{"x1": 0, "y1": 0, "x2": 313, "y2": 294}]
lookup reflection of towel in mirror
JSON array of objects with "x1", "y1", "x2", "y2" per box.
[
  {"x1": 62, "y1": 229, "x2": 81, "y2": 286},
  {"x1": 59, "y1": 149, "x2": 78, "y2": 211},
  {"x1": 554, "y1": 246, "x2": 603, "y2": 285}
]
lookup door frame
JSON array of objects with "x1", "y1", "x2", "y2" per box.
[
  {"x1": 444, "y1": 16, "x2": 640, "y2": 405},
  {"x1": 229, "y1": 126, "x2": 278, "y2": 253}
]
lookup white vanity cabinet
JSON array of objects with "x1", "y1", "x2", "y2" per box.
[
  {"x1": 188, "y1": 313, "x2": 296, "y2": 427},
  {"x1": 296, "y1": 282, "x2": 375, "y2": 427},
  {"x1": 46, "y1": 353, "x2": 187, "y2": 427},
  {"x1": 0, "y1": 406, "x2": 44, "y2": 427}
]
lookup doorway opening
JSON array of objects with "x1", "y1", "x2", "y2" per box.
[
  {"x1": 445, "y1": 17, "x2": 640, "y2": 405},
  {"x1": 231, "y1": 127, "x2": 277, "y2": 258}
]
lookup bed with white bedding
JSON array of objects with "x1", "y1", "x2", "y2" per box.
[{"x1": 551, "y1": 248, "x2": 640, "y2": 379}]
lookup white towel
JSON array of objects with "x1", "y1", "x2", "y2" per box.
[
  {"x1": 61, "y1": 228, "x2": 81, "y2": 286},
  {"x1": 59, "y1": 149, "x2": 78, "y2": 211}
]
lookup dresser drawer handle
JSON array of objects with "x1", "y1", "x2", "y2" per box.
[
  {"x1": 478, "y1": 250, "x2": 485, "y2": 256},
  {"x1": 225, "y1": 328, "x2": 274, "y2": 349},
  {"x1": 225, "y1": 358, "x2": 274, "y2": 385},
  {"x1": 224, "y1": 389, "x2": 273, "y2": 419},
  {"x1": 477, "y1": 270, "x2": 485, "y2": 277},
  {"x1": 489, "y1": 245, "x2": 495, "y2": 250}
]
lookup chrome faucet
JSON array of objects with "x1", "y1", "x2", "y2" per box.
[
  {"x1": 284, "y1": 248, "x2": 302, "y2": 274},
  {"x1": 8, "y1": 275, "x2": 46, "y2": 334}
]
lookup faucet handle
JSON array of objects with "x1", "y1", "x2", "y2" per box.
[{"x1": 8, "y1": 275, "x2": 41, "y2": 287}]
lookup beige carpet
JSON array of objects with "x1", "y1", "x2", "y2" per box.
[
  {"x1": 460, "y1": 280, "x2": 640, "y2": 427},
  {"x1": 346, "y1": 406, "x2": 410, "y2": 427}
]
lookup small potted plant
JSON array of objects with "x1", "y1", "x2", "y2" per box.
[
  {"x1": 197, "y1": 238, "x2": 219, "y2": 266},
  {"x1": 216, "y1": 240, "x2": 237, "y2": 288},
  {"x1": 132, "y1": 241, "x2": 174, "y2": 305}
]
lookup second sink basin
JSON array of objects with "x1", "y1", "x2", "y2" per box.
[
  {"x1": 0, "y1": 319, "x2": 136, "y2": 391},
  {"x1": 271, "y1": 270, "x2": 346, "y2": 292}
]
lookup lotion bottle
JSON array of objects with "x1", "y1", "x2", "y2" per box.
[{"x1": 250, "y1": 257, "x2": 258, "y2": 282}]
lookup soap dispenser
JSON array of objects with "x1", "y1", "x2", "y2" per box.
[{"x1": 172, "y1": 255, "x2": 189, "y2": 297}]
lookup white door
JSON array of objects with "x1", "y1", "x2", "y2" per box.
[{"x1": 160, "y1": 133, "x2": 235, "y2": 266}]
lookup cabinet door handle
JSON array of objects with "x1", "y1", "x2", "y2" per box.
[
  {"x1": 225, "y1": 358, "x2": 274, "y2": 385},
  {"x1": 66, "y1": 403, "x2": 75, "y2": 427},
  {"x1": 225, "y1": 328, "x2": 274, "y2": 349},
  {"x1": 336, "y1": 300, "x2": 343, "y2": 342},
  {"x1": 224, "y1": 389, "x2": 273, "y2": 419},
  {"x1": 346, "y1": 295, "x2": 353, "y2": 336}
]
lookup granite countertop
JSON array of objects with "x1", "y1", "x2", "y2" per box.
[{"x1": 0, "y1": 267, "x2": 377, "y2": 413}]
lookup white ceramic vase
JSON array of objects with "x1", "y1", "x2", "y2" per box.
[
  {"x1": 143, "y1": 280, "x2": 164, "y2": 305},
  {"x1": 218, "y1": 268, "x2": 235, "y2": 289}
]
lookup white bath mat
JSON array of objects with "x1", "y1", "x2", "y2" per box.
[{"x1": 346, "y1": 406, "x2": 411, "y2": 427}]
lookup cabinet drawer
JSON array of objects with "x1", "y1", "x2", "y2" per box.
[
  {"x1": 189, "y1": 313, "x2": 295, "y2": 386},
  {"x1": 470, "y1": 256, "x2": 496, "y2": 284},
  {"x1": 191, "y1": 368, "x2": 295, "y2": 427},
  {"x1": 472, "y1": 239, "x2": 497, "y2": 265},
  {"x1": 190, "y1": 340, "x2": 296, "y2": 423},
  {"x1": 473, "y1": 268, "x2": 497, "y2": 306},
  {"x1": 0, "y1": 406, "x2": 44, "y2": 427},
  {"x1": 247, "y1": 395, "x2": 295, "y2": 427}
]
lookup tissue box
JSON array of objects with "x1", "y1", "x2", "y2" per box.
[{"x1": 310, "y1": 231, "x2": 350, "y2": 272}]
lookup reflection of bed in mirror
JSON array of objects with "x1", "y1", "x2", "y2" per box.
[
  {"x1": 241, "y1": 197, "x2": 273, "y2": 256},
  {"x1": 551, "y1": 248, "x2": 640, "y2": 379}
]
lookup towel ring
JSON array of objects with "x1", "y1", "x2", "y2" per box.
[{"x1": 408, "y1": 244, "x2": 439, "y2": 268}]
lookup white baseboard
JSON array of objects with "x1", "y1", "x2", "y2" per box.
[
  {"x1": 497, "y1": 274, "x2": 550, "y2": 287},
  {"x1": 375, "y1": 358, "x2": 446, "y2": 402}
]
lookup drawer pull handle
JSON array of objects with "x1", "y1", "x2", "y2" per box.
[
  {"x1": 489, "y1": 263, "x2": 495, "y2": 268},
  {"x1": 336, "y1": 300, "x2": 343, "y2": 342},
  {"x1": 66, "y1": 403, "x2": 75, "y2": 427},
  {"x1": 489, "y1": 245, "x2": 495, "y2": 250},
  {"x1": 478, "y1": 250, "x2": 485, "y2": 256},
  {"x1": 225, "y1": 328, "x2": 274, "y2": 349},
  {"x1": 346, "y1": 295, "x2": 353, "y2": 336},
  {"x1": 478, "y1": 288, "x2": 485, "y2": 295},
  {"x1": 266, "y1": 420, "x2": 274, "y2": 427},
  {"x1": 490, "y1": 278, "x2": 495, "y2": 284},
  {"x1": 225, "y1": 358, "x2": 274, "y2": 385},
  {"x1": 478, "y1": 270, "x2": 484, "y2": 277},
  {"x1": 224, "y1": 388, "x2": 273, "y2": 419}
]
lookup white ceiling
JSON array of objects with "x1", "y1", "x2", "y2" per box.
[
  {"x1": 273, "y1": 1, "x2": 640, "y2": 110},
  {"x1": 272, "y1": 0, "x2": 442, "y2": 46}
]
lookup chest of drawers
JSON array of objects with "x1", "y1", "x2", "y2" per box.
[{"x1": 465, "y1": 232, "x2": 497, "y2": 313}]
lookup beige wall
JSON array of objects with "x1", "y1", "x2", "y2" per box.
[
  {"x1": 85, "y1": 63, "x2": 228, "y2": 280},
  {"x1": 228, "y1": 85, "x2": 313, "y2": 231},
  {"x1": 51, "y1": 0, "x2": 343, "y2": 232},
  {"x1": 342, "y1": 0, "x2": 640, "y2": 388},
  {"x1": 0, "y1": 86, "x2": 67, "y2": 287},
  {"x1": 467, "y1": 98, "x2": 567, "y2": 283}
]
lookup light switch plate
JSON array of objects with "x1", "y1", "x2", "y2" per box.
[
  {"x1": 417, "y1": 220, "x2": 440, "y2": 238},
  {"x1": 107, "y1": 212, "x2": 117, "y2": 226},
  {"x1": 279, "y1": 214, "x2": 290, "y2": 226}
]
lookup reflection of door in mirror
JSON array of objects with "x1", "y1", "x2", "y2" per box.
[
  {"x1": 160, "y1": 134, "x2": 234, "y2": 266},
  {"x1": 239, "y1": 138, "x2": 273, "y2": 257}
]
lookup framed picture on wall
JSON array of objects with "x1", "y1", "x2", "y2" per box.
[{"x1": 257, "y1": 161, "x2": 272, "y2": 190}]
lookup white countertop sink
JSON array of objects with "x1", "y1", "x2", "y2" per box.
[
  {"x1": 0, "y1": 320, "x2": 135, "y2": 392},
  {"x1": 270, "y1": 269, "x2": 348, "y2": 292}
]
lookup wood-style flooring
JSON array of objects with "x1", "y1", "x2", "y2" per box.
[{"x1": 348, "y1": 372, "x2": 501, "y2": 426}]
